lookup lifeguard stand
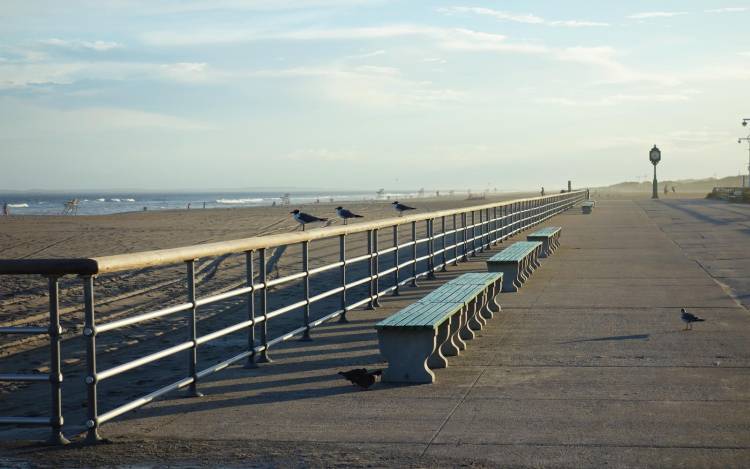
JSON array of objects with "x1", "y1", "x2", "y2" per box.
[{"x1": 62, "y1": 199, "x2": 79, "y2": 215}]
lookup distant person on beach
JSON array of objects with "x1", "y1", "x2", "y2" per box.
[
  {"x1": 672, "y1": 186, "x2": 676, "y2": 193},
  {"x1": 664, "y1": 184, "x2": 668, "y2": 195},
  {"x1": 540, "y1": 187, "x2": 545, "y2": 196},
  {"x1": 2, "y1": 202, "x2": 8, "y2": 216},
  {"x1": 187, "y1": 203, "x2": 191, "y2": 210}
]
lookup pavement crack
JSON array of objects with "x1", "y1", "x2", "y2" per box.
[{"x1": 420, "y1": 368, "x2": 486, "y2": 458}]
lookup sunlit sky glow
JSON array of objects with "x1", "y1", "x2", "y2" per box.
[{"x1": 1, "y1": 1, "x2": 749, "y2": 191}]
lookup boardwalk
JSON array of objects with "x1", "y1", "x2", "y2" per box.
[{"x1": 6, "y1": 197, "x2": 750, "y2": 468}]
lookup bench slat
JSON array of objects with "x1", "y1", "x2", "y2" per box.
[
  {"x1": 528, "y1": 226, "x2": 561, "y2": 238},
  {"x1": 488, "y1": 241, "x2": 542, "y2": 263}
]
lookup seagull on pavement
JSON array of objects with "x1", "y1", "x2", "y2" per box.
[
  {"x1": 335, "y1": 206, "x2": 363, "y2": 225},
  {"x1": 290, "y1": 209, "x2": 328, "y2": 231},
  {"x1": 681, "y1": 308, "x2": 705, "y2": 330},
  {"x1": 391, "y1": 201, "x2": 416, "y2": 217}
]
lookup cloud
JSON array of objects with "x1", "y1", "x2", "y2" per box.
[
  {"x1": 142, "y1": 24, "x2": 549, "y2": 55},
  {"x1": 39, "y1": 38, "x2": 122, "y2": 51},
  {"x1": 247, "y1": 64, "x2": 463, "y2": 109},
  {"x1": 436, "y1": 28, "x2": 548, "y2": 54},
  {"x1": 344, "y1": 49, "x2": 386, "y2": 60},
  {"x1": 705, "y1": 7, "x2": 750, "y2": 13},
  {"x1": 555, "y1": 46, "x2": 681, "y2": 86},
  {"x1": 536, "y1": 93, "x2": 691, "y2": 107},
  {"x1": 142, "y1": 25, "x2": 442, "y2": 46},
  {"x1": 0, "y1": 60, "x2": 224, "y2": 90},
  {"x1": 440, "y1": 6, "x2": 609, "y2": 27},
  {"x1": 667, "y1": 129, "x2": 732, "y2": 143},
  {"x1": 285, "y1": 148, "x2": 358, "y2": 162},
  {"x1": 0, "y1": 98, "x2": 212, "y2": 136},
  {"x1": 627, "y1": 11, "x2": 689, "y2": 19}
]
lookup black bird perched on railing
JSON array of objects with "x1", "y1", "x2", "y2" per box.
[
  {"x1": 680, "y1": 308, "x2": 705, "y2": 330},
  {"x1": 290, "y1": 209, "x2": 328, "y2": 231},
  {"x1": 338, "y1": 368, "x2": 382, "y2": 389},
  {"x1": 335, "y1": 206, "x2": 363, "y2": 225},
  {"x1": 391, "y1": 201, "x2": 415, "y2": 217}
]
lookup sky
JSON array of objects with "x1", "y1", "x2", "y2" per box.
[{"x1": 1, "y1": 0, "x2": 749, "y2": 192}]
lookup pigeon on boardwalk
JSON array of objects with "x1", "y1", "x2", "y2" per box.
[
  {"x1": 391, "y1": 201, "x2": 416, "y2": 217},
  {"x1": 338, "y1": 368, "x2": 382, "y2": 389},
  {"x1": 335, "y1": 206, "x2": 363, "y2": 225},
  {"x1": 681, "y1": 308, "x2": 705, "y2": 330},
  {"x1": 290, "y1": 209, "x2": 328, "y2": 231}
]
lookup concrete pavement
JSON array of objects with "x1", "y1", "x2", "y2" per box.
[{"x1": 10, "y1": 197, "x2": 750, "y2": 468}]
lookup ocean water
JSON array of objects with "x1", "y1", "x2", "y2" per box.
[{"x1": 0, "y1": 191, "x2": 422, "y2": 216}]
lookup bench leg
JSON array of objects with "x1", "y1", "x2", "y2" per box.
[
  {"x1": 379, "y1": 329, "x2": 436, "y2": 384},
  {"x1": 428, "y1": 320, "x2": 450, "y2": 369},
  {"x1": 444, "y1": 310, "x2": 465, "y2": 354},
  {"x1": 520, "y1": 258, "x2": 531, "y2": 281},
  {"x1": 452, "y1": 308, "x2": 466, "y2": 350},
  {"x1": 541, "y1": 239, "x2": 552, "y2": 258},
  {"x1": 472, "y1": 295, "x2": 487, "y2": 327},
  {"x1": 484, "y1": 282, "x2": 501, "y2": 314},
  {"x1": 460, "y1": 303, "x2": 477, "y2": 341},
  {"x1": 488, "y1": 264, "x2": 519, "y2": 292},
  {"x1": 468, "y1": 298, "x2": 484, "y2": 331},
  {"x1": 481, "y1": 287, "x2": 497, "y2": 319}
]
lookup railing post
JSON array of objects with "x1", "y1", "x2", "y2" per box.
[
  {"x1": 339, "y1": 234, "x2": 349, "y2": 322},
  {"x1": 301, "y1": 241, "x2": 312, "y2": 340},
  {"x1": 492, "y1": 207, "x2": 498, "y2": 245},
  {"x1": 244, "y1": 251, "x2": 257, "y2": 368},
  {"x1": 479, "y1": 209, "x2": 484, "y2": 252},
  {"x1": 441, "y1": 216, "x2": 447, "y2": 272},
  {"x1": 504, "y1": 205, "x2": 510, "y2": 240},
  {"x1": 484, "y1": 208, "x2": 493, "y2": 249},
  {"x1": 46, "y1": 276, "x2": 69, "y2": 445},
  {"x1": 185, "y1": 260, "x2": 203, "y2": 397},
  {"x1": 427, "y1": 220, "x2": 436, "y2": 279},
  {"x1": 257, "y1": 248, "x2": 271, "y2": 363},
  {"x1": 82, "y1": 275, "x2": 103, "y2": 443},
  {"x1": 392, "y1": 226, "x2": 400, "y2": 296},
  {"x1": 373, "y1": 228, "x2": 381, "y2": 307},
  {"x1": 470, "y1": 211, "x2": 477, "y2": 256},
  {"x1": 410, "y1": 221, "x2": 418, "y2": 287},
  {"x1": 367, "y1": 230, "x2": 376, "y2": 309},
  {"x1": 461, "y1": 212, "x2": 468, "y2": 261},
  {"x1": 452, "y1": 214, "x2": 459, "y2": 265}
]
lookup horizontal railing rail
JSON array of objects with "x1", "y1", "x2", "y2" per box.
[{"x1": 0, "y1": 190, "x2": 587, "y2": 444}]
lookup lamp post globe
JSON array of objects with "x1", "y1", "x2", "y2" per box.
[{"x1": 649, "y1": 145, "x2": 661, "y2": 199}]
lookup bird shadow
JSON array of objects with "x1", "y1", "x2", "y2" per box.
[{"x1": 559, "y1": 334, "x2": 650, "y2": 344}]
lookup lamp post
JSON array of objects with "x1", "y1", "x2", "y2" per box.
[
  {"x1": 741, "y1": 119, "x2": 750, "y2": 187},
  {"x1": 649, "y1": 145, "x2": 661, "y2": 199}
]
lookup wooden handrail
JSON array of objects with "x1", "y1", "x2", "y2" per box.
[{"x1": 0, "y1": 191, "x2": 586, "y2": 275}]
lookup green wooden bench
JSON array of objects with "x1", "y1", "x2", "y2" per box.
[
  {"x1": 527, "y1": 226, "x2": 561, "y2": 258},
  {"x1": 581, "y1": 201, "x2": 595, "y2": 214},
  {"x1": 376, "y1": 272, "x2": 503, "y2": 384},
  {"x1": 486, "y1": 241, "x2": 543, "y2": 292}
]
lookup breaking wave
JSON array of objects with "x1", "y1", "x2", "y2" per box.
[{"x1": 216, "y1": 198, "x2": 264, "y2": 205}]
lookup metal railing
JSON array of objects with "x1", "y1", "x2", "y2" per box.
[
  {"x1": 0, "y1": 276, "x2": 69, "y2": 445},
  {"x1": 0, "y1": 190, "x2": 587, "y2": 443}
]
